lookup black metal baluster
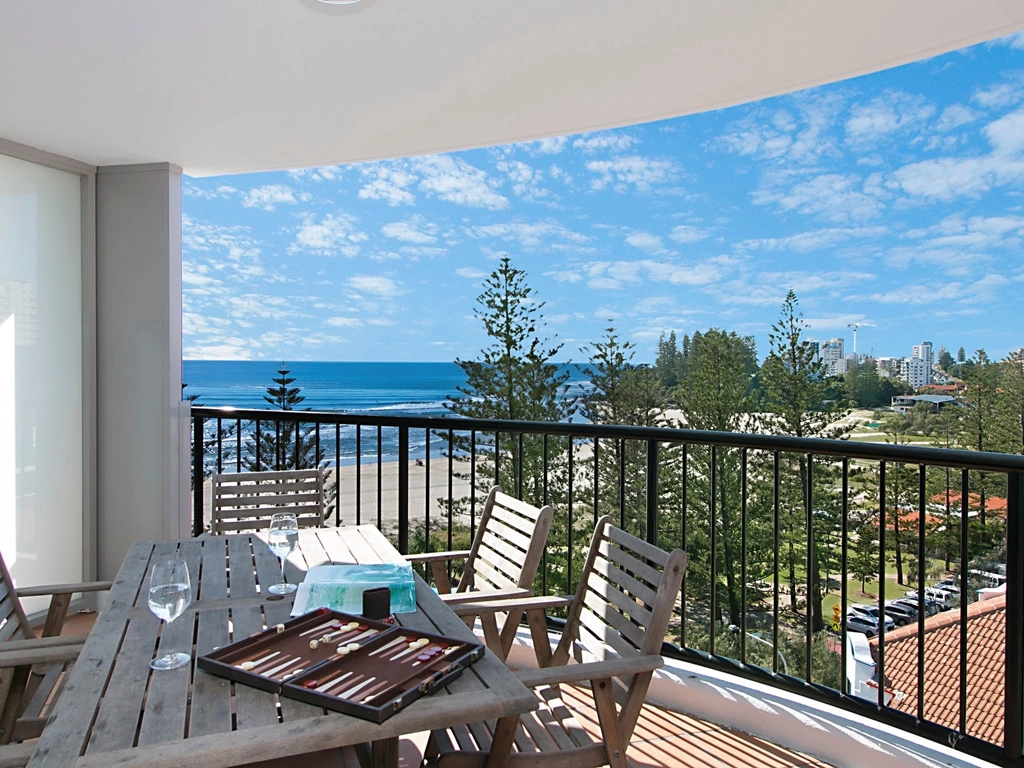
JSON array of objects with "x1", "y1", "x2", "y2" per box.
[
  {"x1": 334, "y1": 424, "x2": 340, "y2": 527},
  {"x1": 447, "y1": 430, "x2": 454, "y2": 559},
  {"x1": 619, "y1": 437, "x2": 626, "y2": 530},
  {"x1": 235, "y1": 418, "x2": 241, "y2": 474},
  {"x1": 740, "y1": 447, "x2": 748, "y2": 665},
  {"x1": 878, "y1": 461, "x2": 886, "y2": 709},
  {"x1": 517, "y1": 432, "x2": 524, "y2": 499},
  {"x1": 294, "y1": 418, "x2": 300, "y2": 470},
  {"x1": 470, "y1": 430, "x2": 477, "y2": 541},
  {"x1": 773, "y1": 451, "x2": 780, "y2": 675},
  {"x1": 216, "y1": 418, "x2": 223, "y2": 473},
  {"x1": 568, "y1": 437, "x2": 575, "y2": 594},
  {"x1": 398, "y1": 426, "x2": 409, "y2": 553},
  {"x1": 646, "y1": 440, "x2": 658, "y2": 548},
  {"x1": 424, "y1": 428, "x2": 431, "y2": 553},
  {"x1": 355, "y1": 426, "x2": 362, "y2": 526},
  {"x1": 840, "y1": 457, "x2": 848, "y2": 696},
  {"x1": 805, "y1": 454, "x2": 813, "y2": 682},
  {"x1": 917, "y1": 464, "x2": 926, "y2": 723},
  {"x1": 376, "y1": 425, "x2": 383, "y2": 530},
  {"x1": 275, "y1": 420, "x2": 281, "y2": 471},
  {"x1": 314, "y1": 422, "x2": 320, "y2": 475},
  {"x1": 593, "y1": 437, "x2": 600, "y2": 525},
  {"x1": 192, "y1": 414, "x2": 203, "y2": 537},
  {"x1": 542, "y1": 433, "x2": 549, "y2": 596},
  {"x1": 710, "y1": 445, "x2": 717, "y2": 657},
  {"x1": 960, "y1": 468, "x2": 969, "y2": 736},
  {"x1": 495, "y1": 431, "x2": 500, "y2": 489},
  {"x1": 681, "y1": 444, "x2": 688, "y2": 648},
  {"x1": 1005, "y1": 470, "x2": 1024, "y2": 760},
  {"x1": 255, "y1": 419, "x2": 262, "y2": 471}
]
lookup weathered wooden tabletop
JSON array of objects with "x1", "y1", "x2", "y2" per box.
[{"x1": 28, "y1": 527, "x2": 536, "y2": 768}]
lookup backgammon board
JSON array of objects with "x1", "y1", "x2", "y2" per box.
[{"x1": 198, "y1": 608, "x2": 485, "y2": 723}]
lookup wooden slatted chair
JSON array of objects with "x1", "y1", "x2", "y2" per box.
[
  {"x1": 0, "y1": 548, "x2": 112, "y2": 757},
  {"x1": 405, "y1": 487, "x2": 553, "y2": 660},
  {"x1": 210, "y1": 467, "x2": 326, "y2": 534},
  {"x1": 423, "y1": 516, "x2": 687, "y2": 768}
]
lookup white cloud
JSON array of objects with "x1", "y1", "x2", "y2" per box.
[
  {"x1": 742, "y1": 225, "x2": 888, "y2": 253},
  {"x1": 242, "y1": 184, "x2": 301, "y2": 212},
  {"x1": 465, "y1": 220, "x2": 589, "y2": 249},
  {"x1": 935, "y1": 104, "x2": 980, "y2": 132},
  {"x1": 455, "y1": 267, "x2": 487, "y2": 279},
  {"x1": 572, "y1": 132, "x2": 636, "y2": 154},
  {"x1": 289, "y1": 213, "x2": 368, "y2": 256},
  {"x1": 325, "y1": 316, "x2": 363, "y2": 327},
  {"x1": 514, "y1": 136, "x2": 569, "y2": 155},
  {"x1": 669, "y1": 225, "x2": 709, "y2": 244},
  {"x1": 496, "y1": 160, "x2": 551, "y2": 202},
  {"x1": 713, "y1": 96, "x2": 843, "y2": 164},
  {"x1": 891, "y1": 109, "x2": 1024, "y2": 200},
  {"x1": 581, "y1": 258, "x2": 725, "y2": 290},
  {"x1": 753, "y1": 172, "x2": 885, "y2": 223},
  {"x1": 844, "y1": 92, "x2": 934, "y2": 146},
  {"x1": 413, "y1": 155, "x2": 509, "y2": 210},
  {"x1": 381, "y1": 216, "x2": 438, "y2": 244},
  {"x1": 349, "y1": 275, "x2": 401, "y2": 297},
  {"x1": 586, "y1": 156, "x2": 678, "y2": 192},
  {"x1": 973, "y1": 81, "x2": 1023, "y2": 109},
  {"x1": 625, "y1": 232, "x2": 664, "y2": 251},
  {"x1": 289, "y1": 165, "x2": 343, "y2": 182},
  {"x1": 358, "y1": 164, "x2": 417, "y2": 206},
  {"x1": 184, "y1": 184, "x2": 237, "y2": 200}
]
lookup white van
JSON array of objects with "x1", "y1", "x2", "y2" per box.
[{"x1": 924, "y1": 587, "x2": 957, "y2": 610}]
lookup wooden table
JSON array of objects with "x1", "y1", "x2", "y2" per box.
[{"x1": 28, "y1": 527, "x2": 536, "y2": 768}]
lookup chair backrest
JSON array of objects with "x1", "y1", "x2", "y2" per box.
[
  {"x1": 0, "y1": 552, "x2": 33, "y2": 644},
  {"x1": 460, "y1": 487, "x2": 554, "y2": 595},
  {"x1": 211, "y1": 467, "x2": 325, "y2": 534},
  {"x1": 555, "y1": 516, "x2": 687, "y2": 669}
]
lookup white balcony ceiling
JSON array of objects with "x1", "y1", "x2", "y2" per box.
[{"x1": 3, "y1": 1, "x2": 1024, "y2": 176}]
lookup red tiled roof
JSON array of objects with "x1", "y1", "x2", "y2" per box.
[
  {"x1": 870, "y1": 596, "x2": 1006, "y2": 746},
  {"x1": 930, "y1": 492, "x2": 1008, "y2": 513}
]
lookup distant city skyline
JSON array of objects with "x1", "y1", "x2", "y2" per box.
[{"x1": 182, "y1": 33, "x2": 1024, "y2": 364}]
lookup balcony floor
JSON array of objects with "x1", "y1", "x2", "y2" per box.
[{"x1": 53, "y1": 613, "x2": 834, "y2": 767}]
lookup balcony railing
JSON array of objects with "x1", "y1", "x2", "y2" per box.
[{"x1": 191, "y1": 405, "x2": 1024, "y2": 766}]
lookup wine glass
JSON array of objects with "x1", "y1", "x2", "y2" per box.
[
  {"x1": 148, "y1": 559, "x2": 193, "y2": 670},
  {"x1": 268, "y1": 512, "x2": 299, "y2": 595}
]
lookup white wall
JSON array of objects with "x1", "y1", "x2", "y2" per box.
[{"x1": 96, "y1": 163, "x2": 188, "y2": 580}]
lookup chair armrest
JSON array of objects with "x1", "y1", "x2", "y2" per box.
[
  {"x1": 404, "y1": 550, "x2": 471, "y2": 565},
  {"x1": 450, "y1": 594, "x2": 573, "y2": 617},
  {"x1": 1, "y1": 635, "x2": 87, "y2": 652},
  {"x1": 515, "y1": 655, "x2": 664, "y2": 688},
  {"x1": 0, "y1": 642, "x2": 85, "y2": 667},
  {"x1": 16, "y1": 580, "x2": 113, "y2": 598},
  {"x1": 440, "y1": 587, "x2": 531, "y2": 605}
]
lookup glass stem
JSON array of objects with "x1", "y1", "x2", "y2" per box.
[{"x1": 280, "y1": 556, "x2": 287, "y2": 585}]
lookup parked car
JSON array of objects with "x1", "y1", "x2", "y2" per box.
[
  {"x1": 934, "y1": 579, "x2": 961, "y2": 594},
  {"x1": 924, "y1": 587, "x2": 958, "y2": 610},
  {"x1": 889, "y1": 600, "x2": 919, "y2": 619},
  {"x1": 891, "y1": 597, "x2": 939, "y2": 617},
  {"x1": 882, "y1": 604, "x2": 914, "y2": 626},
  {"x1": 846, "y1": 612, "x2": 883, "y2": 638},
  {"x1": 849, "y1": 605, "x2": 896, "y2": 630}
]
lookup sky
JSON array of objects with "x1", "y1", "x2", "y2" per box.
[{"x1": 183, "y1": 32, "x2": 1024, "y2": 365}]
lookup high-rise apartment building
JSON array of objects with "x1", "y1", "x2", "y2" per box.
[{"x1": 820, "y1": 338, "x2": 845, "y2": 377}]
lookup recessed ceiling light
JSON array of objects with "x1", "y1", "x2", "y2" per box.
[{"x1": 316, "y1": 0, "x2": 363, "y2": 4}]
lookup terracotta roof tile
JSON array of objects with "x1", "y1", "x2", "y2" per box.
[{"x1": 870, "y1": 595, "x2": 1006, "y2": 746}]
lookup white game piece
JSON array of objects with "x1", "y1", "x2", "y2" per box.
[
  {"x1": 336, "y1": 646, "x2": 349, "y2": 655},
  {"x1": 240, "y1": 661, "x2": 256, "y2": 671},
  {"x1": 346, "y1": 643, "x2": 360, "y2": 651}
]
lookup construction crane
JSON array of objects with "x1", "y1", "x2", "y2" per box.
[{"x1": 847, "y1": 323, "x2": 859, "y2": 355}]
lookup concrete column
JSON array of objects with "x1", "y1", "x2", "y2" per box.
[{"x1": 96, "y1": 163, "x2": 188, "y2": 580}]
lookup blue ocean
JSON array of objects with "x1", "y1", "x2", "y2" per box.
[{"x1": 182, "y1": 361, "x2": 592, "y2": 464}]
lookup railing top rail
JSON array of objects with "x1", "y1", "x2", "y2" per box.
[{"x1": 190, "y1": 405, "x2": 1024, "y2": 474}]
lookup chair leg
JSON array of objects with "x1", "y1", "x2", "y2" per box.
[
  {"x1": 483, "y1": 716, "x2": 518, "y2": 768},
  {"x1": 591, "y1": 678, "x2": 627, "y2": 768},
  {"x1": 0, "y1": 667, "x2": 29, "y2": 746},
  {"x1": 41, "y1": 594, "x2": 72, "y2": 639}
]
